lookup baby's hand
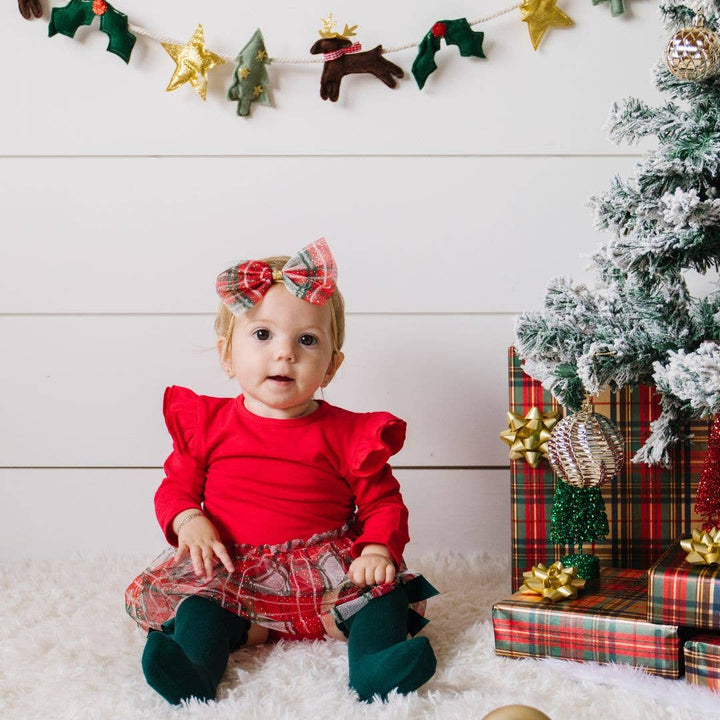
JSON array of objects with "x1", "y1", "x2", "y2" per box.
[
  {"x1": 347, "y1": 545, "x2": 396, "y2": 587},
  {"x1": 173, "y1": 511, "x2": 235, "y2": 581}
]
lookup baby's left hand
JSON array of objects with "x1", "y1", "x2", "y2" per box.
[{"x1": 347, "y1": 546, "x2": 396, "y2": 587}]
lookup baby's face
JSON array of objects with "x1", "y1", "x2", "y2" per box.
[{"x1": 222, "y1": 284, "x2": 340, "y2": 418}]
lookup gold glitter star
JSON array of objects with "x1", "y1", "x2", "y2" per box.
[
  {"x1": 520, "y1": 0, "x2": 574, "y2": 51},
  {"x1": 256, "y1": 49, "x2": 268, "y2": 62},
  {"x1": 162, "y1": 24, "x2": 226, "y2": 100},
  {"x1": 238, "y1": 66, "x2": 251, "y2": 80},
  {"x1": 253, "y1": 84, "x2": 264, "y2": 97}
]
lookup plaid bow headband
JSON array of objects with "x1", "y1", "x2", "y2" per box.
[{"x1": 216, "y1": 238, "x2": 338, "y2": 315}]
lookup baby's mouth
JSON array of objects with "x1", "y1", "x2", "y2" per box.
[{"x1": 268, "y1": 375, "x2": 293, "y2": 383}]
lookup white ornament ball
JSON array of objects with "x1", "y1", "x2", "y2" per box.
[{"x1": 482, "y1": 705, "x2": 552, "y2": 720}]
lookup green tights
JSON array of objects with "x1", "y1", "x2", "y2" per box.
[
  {"x1": 141, "y1": 595, "x2": 250, "y2": 705},
  {"x1": 346, "y1": 585, "x2": 437, "y2": 702},
  {"x1": 142, "y1": 586, "x2": 436, "y2": 705}
]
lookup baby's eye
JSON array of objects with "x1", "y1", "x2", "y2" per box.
[
  {"x1": 298, "y1": 334, "x2": 318, "y2": 347},
  {"x1": 253, "y1": 329, "x2": 270, "y2": 341}
]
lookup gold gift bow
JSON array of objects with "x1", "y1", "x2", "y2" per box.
[
  {"x1": 521, "y1": 561, "x2": 585, "y2": 602},
  {"x1": 500, "y1": 407, "x2": 561, "y2": 469},
  {"x1": 681, "y1": 527, "x2": 720, "y2": 565}
]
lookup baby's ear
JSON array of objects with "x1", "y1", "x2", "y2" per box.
[
  {"x1": 217, "y1": 338, "x2": 234, "y2": 377},
  {"x1": 322, "y1": 351, "x2": 344, "y2": 387}
]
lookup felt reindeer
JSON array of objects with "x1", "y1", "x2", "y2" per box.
[{"x1": 309, "y1": 16, "x2": 403, "y2": 102}]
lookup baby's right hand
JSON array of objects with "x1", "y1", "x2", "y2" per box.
[{"x1": 173, "y1": 511, "x2": 235, "y2": 581}]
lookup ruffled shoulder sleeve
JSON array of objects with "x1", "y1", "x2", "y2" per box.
[
  {"x1": 350, "y1": 412, "x2": 406, "y2": 477},
  {"x1": 163, "y1": 385, "x2": 203, "y2": 458}
]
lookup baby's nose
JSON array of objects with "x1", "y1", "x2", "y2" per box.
[{"x1": 274, "y1": 340, "x2": 296, "y2": 361}]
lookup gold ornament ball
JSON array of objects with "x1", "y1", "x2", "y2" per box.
[
  {"x1": 665, "y1": 13, "x2": 720, "y2": 81},
  {"x1": 482, "y1": 706, "x2": 552, "y2": 720},
  {"x1": 547, "y1": 401, "x2": 624, "y2": 488}
]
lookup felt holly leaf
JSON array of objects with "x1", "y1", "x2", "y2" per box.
[
  {"x1": 412, "y1": 18, "x2": 485, "y2": 90},
  {"x1": 48, "y1": 0, "x2": 136, "y2": 64}
]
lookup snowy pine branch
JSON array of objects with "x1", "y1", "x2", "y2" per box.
[
  {"x1": 654, "y1": 341, "x2": 720, "y2": 416},
  {"x1": 606, "y1": 99, "x2": 685, "y2": 146}
]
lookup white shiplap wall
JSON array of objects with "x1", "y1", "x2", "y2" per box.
[{"x1": 1, "y1": 0, "x2": 662, "y2": 560}]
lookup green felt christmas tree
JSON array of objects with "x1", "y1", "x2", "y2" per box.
[{"x1": 227, "y1": 29, "x2": 272, "y2": 117}]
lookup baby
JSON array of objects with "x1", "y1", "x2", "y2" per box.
[{"x1": 125, "y1": 239, "x2": 437, "y2": 704}]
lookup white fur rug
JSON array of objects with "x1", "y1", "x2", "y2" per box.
[{"x1": 1, "y1": 552, "x2": 718, "y2": 720}]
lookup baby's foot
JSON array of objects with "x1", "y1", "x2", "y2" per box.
[
  {"x1": 141, "y1": 631, "x2": 215, "y2": 705},
  {"x1": 349, "y1": 636, "x2": 437, "y2": 702}
]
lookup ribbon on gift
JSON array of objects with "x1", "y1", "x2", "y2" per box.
[
  {"x1": 500, "y1": 407, "x2": 560, "y2": 468},
  {"x1": 521, "y1": 561, "x2": 585, "y2": 602},
  {"x1": 681, "y1": 528, "x2": 720, "y2": 565}
]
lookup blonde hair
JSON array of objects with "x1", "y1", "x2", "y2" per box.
[{"x1": 215, "y1": 255, "x2": 346, "y2": 360}]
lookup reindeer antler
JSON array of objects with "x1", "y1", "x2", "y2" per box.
[
  {"x1": 340, "y1": 24, "x2": 358, "y2": 39},
  {"x1": 318, "y1": 13, "x2": 358, "y2": 39}
]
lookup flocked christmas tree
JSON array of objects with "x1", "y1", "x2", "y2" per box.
[
  {"x1": 517, "y1": 2, "x2": 720, "y2": 452},
  {"x1": 516, "y1": 1, "x2": 720, "y2": 527}
]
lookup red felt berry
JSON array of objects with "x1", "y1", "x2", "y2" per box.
[
  {"x1": 92, "y1": 0, "x2": 108, "y2": 15},
  {"x1": 431, "y1": 22, "x2": 447, "y2": 38}
]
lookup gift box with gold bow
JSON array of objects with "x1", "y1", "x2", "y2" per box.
[
  {"x1": 507, "y1": 346, "x2": 710, "y2": 591},
  {"x1": 684, "y1": 632, "x2": 720, "y2": 692},
  {"x1": 492, "y1": 567, "x2": 682, "y2": 678},
  {"x1": 647, "y1": 537, "x2": 720, "y2": 630}
]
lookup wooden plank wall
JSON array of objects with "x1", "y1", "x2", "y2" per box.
[{"x1": 1, "y1": 0, "x2": 662, "y2": 560}]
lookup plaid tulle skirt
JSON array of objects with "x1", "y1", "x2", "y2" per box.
[{"x1": 125, "y1": 522, "x2": 436, "y2": 641}]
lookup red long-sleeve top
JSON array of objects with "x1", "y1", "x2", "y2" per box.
[{"x1": 154, "y1": 386, "x2": 411, "y2": 565}]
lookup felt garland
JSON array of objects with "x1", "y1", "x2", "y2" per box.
[{"x1": 33, "y1": 1, "x2": 631, "y2": 115}]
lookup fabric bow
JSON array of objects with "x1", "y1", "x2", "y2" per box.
[{"x1": 216, "y1": 238, "x2": 337, "y2": 314}]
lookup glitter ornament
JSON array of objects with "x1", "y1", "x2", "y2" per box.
[
  {"x1": 547, "y1": 397, "x2": 624, "y2": 488},
  {"x1": 665, "y1": 12, "x2": 720, "y2": 82},
  {"x1": 695, "y1": 414, "x2": 720, "y2": 529},
  {"x1": 482, "y1": 706, "x2": 551, "y2": 720}
]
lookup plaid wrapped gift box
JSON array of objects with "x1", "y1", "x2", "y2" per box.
[
  {"x1": 648, "y1": 540, "x2": 720, "y2": 630},
  {"x1": 685, "y1": 633, "x2": 720, "y2": 691},
  {"x1": 492, "y1": 567, "x2": 681, "y2": 677},
  {"x1": 508, "y1": 346, "x2": 710, "y2": 590}
]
